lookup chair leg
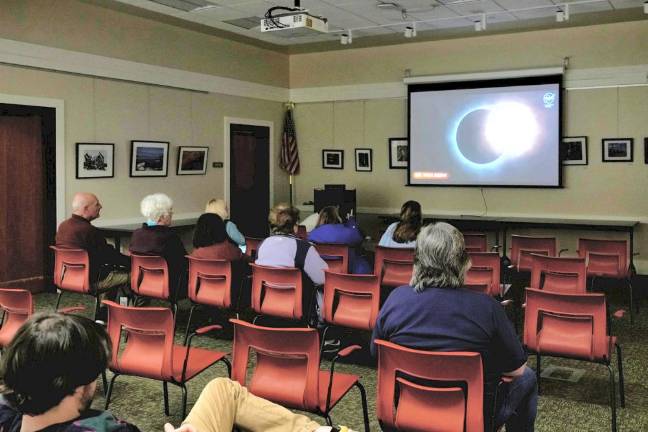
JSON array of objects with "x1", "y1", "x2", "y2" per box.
[
  {"x1": 54, "y1": 291, "x2": 63, "y2": 311},
  {"x1": 615, "y1": 343, "x2": 625, "y2": 408},
  {"x1": 222, "y1": 357, "x2": 232, "y2": 378},
  {"x1": 104, "y1": 373, "x2": 119, "y2": 410},
  {"x1": 324, "y1": 414, "x2": 333, "y2": 426},
  {"x1": 627, "y1": 278, "x2": 634, "y2": 324},
  {"x1": 319, "y1": 326, "x2": 331, "y2": 353},
  {"x1": 606, "y1": 364, "x2": 618, "y2": 432},
  {"x1": 183, "y1": 304, "x2": 198, "y2": 346},
  {"x1": 163, "y1": 381, "x2": 170, "y2": 416},
  {"x1": 355, "y1": 382, "x2": 371, "y2": 432},
  {"x1": 180, "y1": 384, "x2": 188, "y2": 420},
  {"x1": 101, "y1": 371, "x2": 108, "y2": 397},
  {"x1": 536, "y1": 353, "x2": 541, "y2": 394},
  {"x1": 94, "y1": 295, "x2": 102, "y2": 322}
]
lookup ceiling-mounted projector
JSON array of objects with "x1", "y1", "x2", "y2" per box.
[{"x1": 260, "y1": 1, "x2": 328, "y2": 34}]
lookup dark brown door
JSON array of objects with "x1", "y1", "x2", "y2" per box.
[{"x1": 229, "y1": 124, "x2": 270, "y2": 238}]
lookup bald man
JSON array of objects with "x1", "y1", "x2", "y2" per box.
[{"x1": 56, "y1": 193, "x2": 130, "y2": 312}]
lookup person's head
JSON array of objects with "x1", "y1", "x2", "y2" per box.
[
  {"x1": 0, "y1": 313, "x2": 111, "y2": 416},
  {"x1": 410, "y1": 222, "x2": 470, "y2": 292},
  {"x1": 140, "y1": 193, "x2": 174, "y2": 226},
  {"x1": 193, "y1": 213, "x2": 227, "y2": 248},
  {"x1": 268, "y1": 202, "x2": 290, "y2": 227},
  {"x1": 316, "y1": 206, "x2": 342, "y2": 227},
  {"x1": 393, "y1": 200, "x2": 422, "y2": 243},
  {"x1": 205, "y1": 199, "x2": 228, "y2": 220},
  {"x1": 269, "y1": 204, "x2": 300, "y2": 235},
  {"x1": 71, "y1": 192, "x2": 102, "y2": 221}
]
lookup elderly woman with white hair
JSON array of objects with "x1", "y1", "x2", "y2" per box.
[
  {"x1": 371, "y1": 222, "x2": 537, "y2": 432},
  {"x1": 129, "y1": 193, "x2": 188, "y2": 299}
]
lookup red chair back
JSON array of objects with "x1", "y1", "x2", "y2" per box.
[
  {"x1": 50, "y1": 246, "x2": 91, "y2": 294},
  {"x1": 314, "y1": 243, "x2": 349, "y2": 274},
  {"x1": 510, "y1": 235, "x2": 556, "y2": 272},
  {"x1": 375, "y1": 339, "x2": 484, "y2": 432},
  {"x1": 529, "y1": 254, "x2": 586, "y2": 293},
  {"x1": 230, "y1": 318, "x2": 320, "y2": 412},
  {"x1": 467, "y1": 252, "x2": 501, "y2": 297},
  {"x1": 130, "y1": 254, "x2": 170, "y2": 301},
  {"x1": 523, "y1": 288, "x2": 609, "y2": 362},
  {"x1": 577, "y1": 238, "x2": 629, "y2": 278},
  {"x1": 186, "y1": 256, "x2": 232, "y2": 309},
  {"x1": 296, "y1": 225, "x2": 308, "y2": 240},
  {"x1": 464, "y1": 267, "x2": 492, "y2": 295},
  {"x1": 374, "y1": 246, "x2": 414, "y2": 288},
  {"x1": 245, "y1": 237, "x2": 263, "y2": 260},
  {"x1": 0, "y1": 288, "x2": 33, "y2": 347},
  {"x1": 463, "y1": 232, "x2": 488, "y2": 253},
  {"x1": 250, "y1": 264, "x2": 303, "y2": 320},
  {"x1": 322, "y1": 271, "x2": 380, "y2": 331},
  {"x1": 103, "y1": 300, "x2": 175, "y2": 380}
]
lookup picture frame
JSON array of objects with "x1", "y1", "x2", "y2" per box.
[
  {"x1": 130, "y1": 140, "x2": 169, "y2": 177},
  {"x1": 177, "y1": 146, "x2": 209, "y2": 175},
  {"x1": 355, "y1": 148, "x2": 372, "y2": 172},
  {"x1": 76, "y1": 143, "x2": 114, "y2": 179},
  {"x1": 561, "y1": 136, "x2": 588, "y2": 165},
  {"x1": 602, "y1": 138, "x2": 633, "y2": 162},
  {"x1": 322, "y1": 149, "x2": 344, "y2": 169},
  {"x1": 389, "y1": 137, "x2": 408, "y2": 169}
]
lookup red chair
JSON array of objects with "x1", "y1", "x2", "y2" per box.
[
  {"x1": 314, "y1": 243, "x2": 350, "y2": 274},
  {"x1": 467, "y1": 252, "x2": 502, "y2": 297},
  {"x1": 230, "y1": 318, "x2": 370, "y2": 431},
  {"x1": 245, "y1": 236, "x2": 264, "y2": 260},
  {"x1": 50, "y1": 246, "x2": 111, "y2": 321},
  {"x1": 130, "y1": 253, "x2": 178, "y2": 312},
  {"x1": 464, "y1": 232, "x2": 488, "y2": 253},
  {"x1": 184, "y1": 256, "x2": 234, "y2": 344},
  {"x1": 375, "y1": 339, "x2": 485, "y2": 432},
  {"x1": 374, "y1": 246, "x2": 414, "y2": 289},
  {"x1": 523, "y1": 287, "x2": 625, "y2": 432},
  {"x1": 529, "y1": 254, "x2": 586, "y2": 293},
  {"x1": 577, "y1": 238, "x2": 634, "y2": 322},
  {"x1": 0, "y1": 288, "x2": 33, "y2": 348},
  {"x1": 509, "y1": 235, "x2": 556, "y2": 272},
  {"x1": 250, "y1": 263, "x2": 311, "y2": 323},
  {"x1": 102, "y1": 300, "x2": 230, "y2": 419}
]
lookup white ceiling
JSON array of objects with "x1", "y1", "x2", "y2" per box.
[{"x1": 111, "y1": 0, "x2": 647, "y2": 48}]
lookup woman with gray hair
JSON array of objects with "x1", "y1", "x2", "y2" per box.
[
  {"x1": 129, "y1": 193, "x2": 188, "y2": 300},
  {"x1": 371, "y1": 222, "x2": 537, "y2": 432}
]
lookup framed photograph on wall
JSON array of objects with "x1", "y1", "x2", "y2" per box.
[
  {"x1": 177, "y1": 146, "x2": 208, "y2": 175},
  {"x1": 562, "y1": 136, "x2": 588, "y2": 165},
  {"x1": 355, "y1": 148, "x2": 372, "y2": 172},
  {"x1": 322, "y1": 149, "x2": 344, "y2": 169},
  {"x1": 76, "y1": 143, "x2": 114, "y2": 179},
  {"x1": 130, "y1": 140, "x2": 169, "y2": 177},
  {"x1": 389, "y1": 137, "x2": 408, "y2": 169},
  {"x1": 602, "y1": 138, "x2": 633, "y2": 162}
]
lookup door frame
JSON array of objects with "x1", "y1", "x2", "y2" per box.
[
  {"x1": 0, "y1": 93, "x2": 66, "y2": 225},
  {"x1": 223, "y1": 117, "x2": 274, "y2": 210}
]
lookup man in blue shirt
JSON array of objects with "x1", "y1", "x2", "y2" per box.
[{"x1": 371, "y1": 222, "x2": 537, "y2": 432}]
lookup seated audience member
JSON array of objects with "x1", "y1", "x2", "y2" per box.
[
  {"x1": 378, "y1": 200, "x2": 421, "y2": 248},
  {"x1": 371, "y1": 222, "x2": 537, "y2": 432},
  {"x1": 308, "y1": 206, "x2": 371, "y2": 274},
  {"x1": 205, "y1": 199, "x2": 245, "y2": 247},
  {"x1": 192, "y1": 213, "x2": 244, "y2": 261},
  {"x1": 255, "y1": 205, "x2": 327, "y2": 320},
  {"x1": 129, "y1": 193, "x2": 188, "y2": 299},
  {"x1": 56, "y1": 192, "x2": 130, "y2": 301},
  {"x1": 0, "y1": 313, "x2": 140, "y2": 431}
]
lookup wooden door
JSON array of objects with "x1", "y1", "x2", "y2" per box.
[{"x1": 229, "y1": 124, "x2": 270, "y2": 238}]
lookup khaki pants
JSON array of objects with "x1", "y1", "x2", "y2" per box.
[
  {"x1": 95, "y1": 270, "x2": 130, "y2": 301},
  {"x1": 184, "y1": 378, "x2": 321, "y2": 432}
]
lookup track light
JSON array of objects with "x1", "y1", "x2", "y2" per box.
[
  {"x1": 474, "y1": 13, "x2": 486, "y2": 32},
  {"x1": 556, "y1": 4, "x2": 569, "y2": 22},
  {"x1": 340, "y1": 30, "x2": 352, "y2": 45},
  {"x1": 404, "y1": 23, "x2": 417, "y2": 38}
]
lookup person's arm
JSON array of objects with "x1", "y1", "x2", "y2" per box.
[
  {"x1": 303, "y1": 247, "x2": 327, "y2": 285},
  {"x1": 226, "y1": 221, "x2": 246, "y2": 246},
  {"x1": 503, "y1": 363, "x2": 527, "y2": 378},
  {"x1": 492, "y1": 299, "x2": 527, "y2": 378}
]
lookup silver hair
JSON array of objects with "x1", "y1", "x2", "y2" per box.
[
  {"x1": 410, "y1": 222, "x2": 470, "y2": 292},
  {"x1": 140, "y1": 193, "x2": 173, "y2": 221}
]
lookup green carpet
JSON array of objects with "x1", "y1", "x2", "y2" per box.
[{"x1": 25, "y1": 288, "x2": 648, "y2": 432}]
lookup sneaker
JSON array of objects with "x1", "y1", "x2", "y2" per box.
[{"x1": 322, "y1": 338, "x2": 341, "y2": 353}]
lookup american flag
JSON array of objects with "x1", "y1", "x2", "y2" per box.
[{"x1": 280, "y1": 108, "x2": 300, "y2": 175}]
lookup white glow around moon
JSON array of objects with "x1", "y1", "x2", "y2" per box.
[{"x1": 484, "y1": 102, "x2": 539, "y2": 157}]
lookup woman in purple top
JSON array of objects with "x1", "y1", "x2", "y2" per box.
[{"x1": 307, "y1": 206, "x2": 371, "y2": 274}]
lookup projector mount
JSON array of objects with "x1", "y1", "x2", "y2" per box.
[{"x1": 264, "y1": 0, "x2": 326, "y2": 30}]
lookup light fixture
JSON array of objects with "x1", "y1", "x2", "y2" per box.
[
  {"x1": 340, "y1": 30, "x2": 352, "y2": 45},
  {"x1": 404, "y1": 23, "x2": 417, "y2": 38},
  {"x1": 644, "y1": 1, "x2": 648, "y2": 14},
  {"x1": 556, "y1": 4, "x2": 569, "y2": 22},
  {"x1": 474, "y1": 13, "x2": 486, "y2": 32}
]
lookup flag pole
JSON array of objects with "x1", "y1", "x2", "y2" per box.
[{"x1": 289, "y1": 174, "x2": 294, "y2": 207}]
